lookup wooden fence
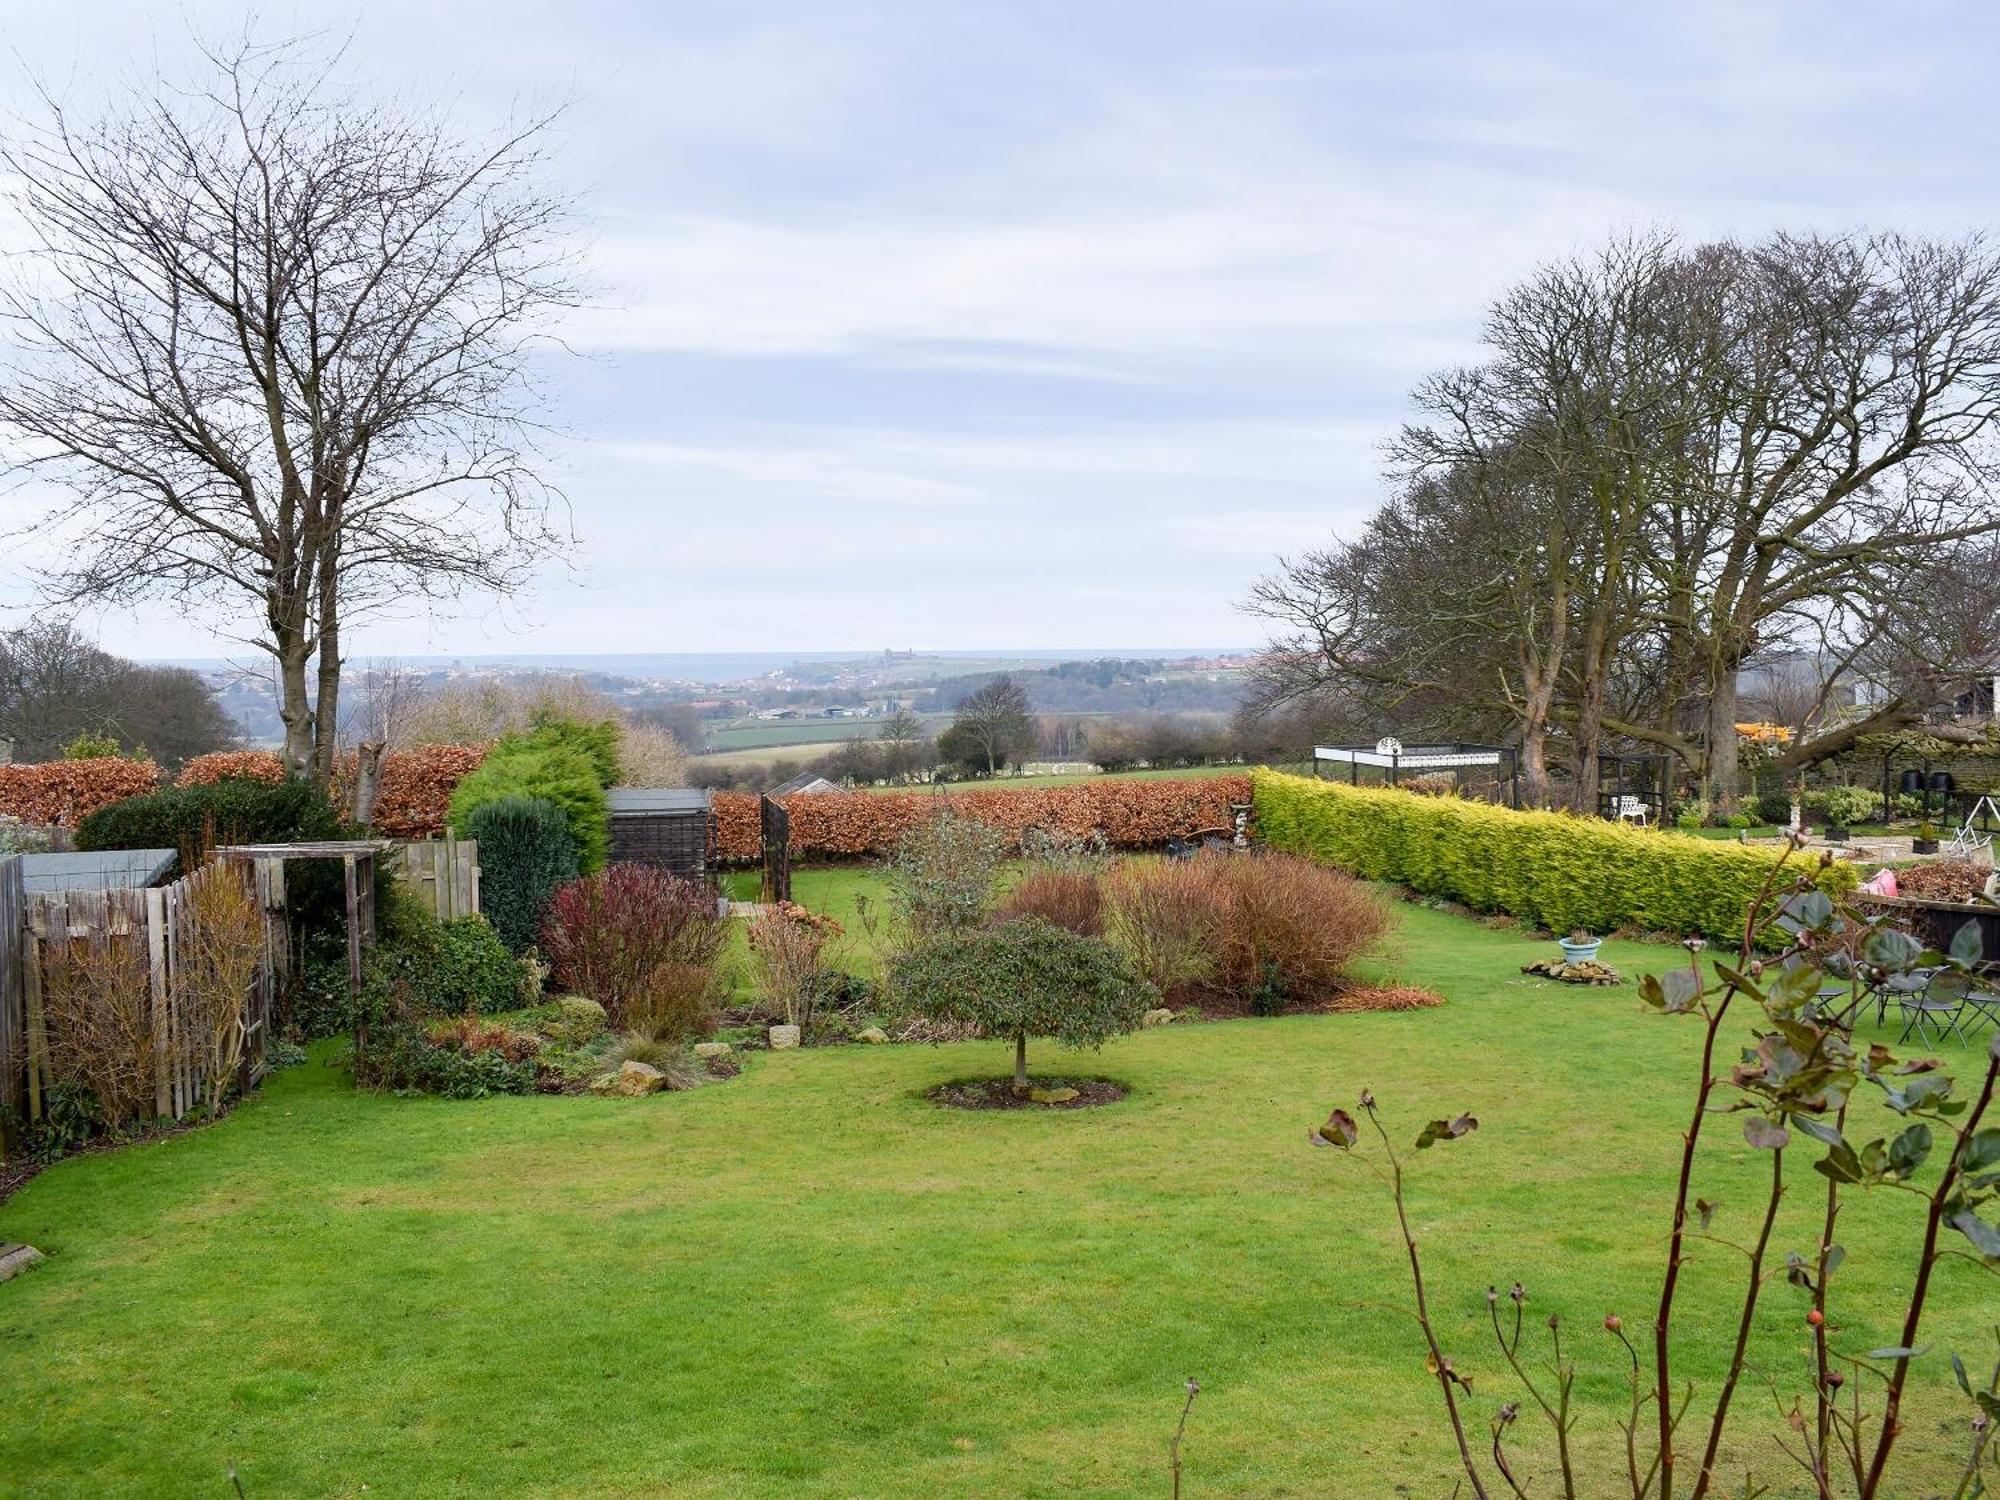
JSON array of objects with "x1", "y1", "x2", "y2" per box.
[
  {"x1": 0, "y1": 857, "x2": 23, "y2": 1123},
  {"x1": 395, "y1": 836, "x2": 480, "y2": 921},
  {"x1": 5, "y1": 860, "x2": 277, "y2": 1130}
]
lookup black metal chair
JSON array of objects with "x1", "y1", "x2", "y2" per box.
[{"x1": 1892, "y1": 969, "x2": 1973, "y2": 1046}]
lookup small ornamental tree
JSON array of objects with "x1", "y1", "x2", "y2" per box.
[
  {"x1": 890, "y1": 916, "x2": 1155, "y2": 1092},
  {"x1": 1310, "y1": 849, "x2": 2000, "y2": 1500}
]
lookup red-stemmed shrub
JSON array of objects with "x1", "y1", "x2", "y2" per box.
[
  {"x1": 998, "y1": 868, "x2": 1106, "y2": 936},
  {"x1": 540, "y1": 864, "x2": 726, "y2": 1037}
]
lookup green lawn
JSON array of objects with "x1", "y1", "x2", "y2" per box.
[{"x1": 0, "y1": 898, "x2": 1992, "y2": 1496}]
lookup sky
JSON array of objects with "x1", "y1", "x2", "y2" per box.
[{"x1": 2, "y1": 0, "x2": 1998, "y2": 662}]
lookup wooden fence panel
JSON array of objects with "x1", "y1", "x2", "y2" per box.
[
  {"x1": 0, "y1": 856, "x2": 21, "y2": 1123},
  {"x1": 395, "y1": 837, "x2": 481, "y2": 921},
  {"x1": 6, "y1": 861, "x2": 273, "y2": 1127}
]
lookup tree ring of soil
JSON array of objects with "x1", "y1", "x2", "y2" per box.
[{"x1": 926, "y1": 1077, "x2": 1128, "y2": 1111}]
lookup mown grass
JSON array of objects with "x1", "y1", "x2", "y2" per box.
[{"x1": 0, "y1": 898, "x2": 1991, "y2": 1497}]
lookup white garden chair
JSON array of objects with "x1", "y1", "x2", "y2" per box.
[{"x1": 1615, "y1": 795, "x2": 1650, "y2": 827}]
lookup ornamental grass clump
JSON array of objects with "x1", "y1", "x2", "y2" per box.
[
  {"x1": 1310, "y1": 851, "x2": 2000, "y2": 1499},
  {"x1": 888, "y1": 916, "x2": 1155, "y2": 1093},
  {"x1": 540, "y1": 864, "x2": 726, "y2": 1037}
]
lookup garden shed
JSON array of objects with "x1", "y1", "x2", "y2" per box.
[
  {"x1": 18, "y1": 849, "x2": 177, "y2": 893},
  {"x1": 607, "y1": 789, "x2": 716, "y2": 883}
]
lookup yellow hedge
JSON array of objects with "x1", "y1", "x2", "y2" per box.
[{"x1": 1251, "y1": 770, "x2": 1854, "y2": 942}]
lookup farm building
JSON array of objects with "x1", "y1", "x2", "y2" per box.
[{"x1": 607, "y1": 789, "x2": 716, "y2": 883}]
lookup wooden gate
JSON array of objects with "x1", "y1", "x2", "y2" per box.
[
  {"x1": 759, "y1": 795, "x2": 792, "y2": 904},
  {"x1": 396, "y1": 836, "x2": 481, "y2": 921}
]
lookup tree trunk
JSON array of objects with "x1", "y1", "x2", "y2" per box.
[
  {"x1": 275, "y1": 636, "x2": 315, "y2": 780},
  {"x1": 311, "y1": 556, "x2": 344, "y2": 790},
  {"x1": 1013, "y1": 1032, "x2": 1028, "y2": 1094},
  {"x1": 352, "y1": 741, "x2": 386, "y2": 827},
  {"x1": 1703, "y1": 671, "x2": 1740, "y2": 810}
]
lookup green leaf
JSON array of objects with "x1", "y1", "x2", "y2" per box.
[
  {"x1": 1865, "y1": 1345, "x2": 1930, "y2": 1361},
  {"x1": 1888, "y1": 1123, "x2": 1932, "y2": 1178},
  {"x1": 1949, "y1": 1208, "x2": 2000, "y2": 1260},
  {"x1": 1863, "y1": 929, "x2": 1923, "y2": 971},
  {"x1": 1712, "y1": 963, "x2": 1764, "y2": 1001},
  {"x1": 1815, "y1": 1140, "x2": 1864, "y2": 1183},
  {"x1": 1791, "y1": 1114, "x2": 1845, "y2": 1147},
  {"x1": 1780, "y1": 890, "x2": 1834, "y2": 933},
  {"x1": 1658, "y1": 969, "x2": 1702, "y2": 1013},
  {"x1": 1414, "y1": 1113, "x2": 1479, "y2": 1150},
  {"x1": 1310, "y1": 1108, "x2": 1358, "y2": 1149},
  {"x1": 1949, "y1": 920, "x2": 1984, "y2": 967},
  {"x1": 1962, "y1": 1128, "x2": 2000, "y2": 1177}
]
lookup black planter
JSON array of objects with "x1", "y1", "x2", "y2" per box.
[
  {"x1": 1823, "y1": 826, "x2": 1849, "y2": 843},
  {"x1": 1913, "y1": 838, "x2": 1939, "y2": 855}
]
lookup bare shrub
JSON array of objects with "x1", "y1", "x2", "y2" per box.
[
  {"x1": 175, "y1": 868, "x2": 264, "y2": 1115},
  {"x1": 1107, "y1": 852, "x2": 1387, "y2": 1008},
  {"x1": 41, "y1": 932, "x2": 155, "y2": 1127},
  {"x1": 615, "y1": 721, "x2": 689, "y2": 788},
  {"x1": 627, "y1": 960, "x2": 722, "y2": 1043},
  {"x1": 403, "y1": 675, "x2": 619, "y2": 749},
  {"x1": 999, "y1": 868, "x2": 1106, "y2": 936},
  {"x1": 1211, "y1": 852, "x2": 1388, "y2": 999},
  {"x1": 883, "y1": 806, "x2": 1007, "y2": 941},
  {"x1": 1106, "y1": 861, "x2": 1225, "y2": 999},
  {"x1": 746, "y1": 903, "x2": 842, "y2": 1028}
]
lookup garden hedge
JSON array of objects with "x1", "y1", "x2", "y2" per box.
[
  {"x1": 176, "y1": 750, "x2": 288, "y2": 787},
  {"x1": 0, "y1": 757, "x2": 162, "y2": 827},
  {"x1": 1250, "y1": 769, "x2": 1855, "y2": 942},
  {"x1": 712, "y1": 775, "x2": 1252, "y2": 862},
  {"x1": 448, "y1": 740, "x2": 609, "y2": 873},
  {"x1": 74, "y1": 777, "x2": 348, "y2": 868}
]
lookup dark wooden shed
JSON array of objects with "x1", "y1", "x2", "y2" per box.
[{"x1": 607, "y1": 789, "x2": 716, "y2": 883}]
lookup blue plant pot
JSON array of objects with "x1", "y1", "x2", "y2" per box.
[{"x1": 1559, "y1": 939, "x2": 1601, "y2": 965}]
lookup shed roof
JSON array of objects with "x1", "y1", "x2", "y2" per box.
[
  {"x1": 767, "y1": 772, "x2": 841, "y2": 797},
  {"x1": 607, "y1": 788, "x2": 714, "y2": 816},
  {"x1": 19, "y1": 849, "x2": 177, "y2": 893}
]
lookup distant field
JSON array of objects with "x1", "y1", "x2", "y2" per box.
[
  {"x1": 854, "y1": 763, "x2": 1257, "y2": 793},
  {"x1": 700, "y1": 714, "x2": 960, "y2": 753}
]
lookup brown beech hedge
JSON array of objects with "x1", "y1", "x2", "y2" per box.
[
  {"x1": 0, "y1": 757, "x2": 162, "y2": 827},
  {"x1": 713, "y1": 774, "x2": 1252, "y2": 863}
]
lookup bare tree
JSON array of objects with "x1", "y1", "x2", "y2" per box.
[
  {"x1": 0, "y1": 618, "x2": 236, "y2": 765},
  {"x1": 0, "y1": 30, "x2": 579, "y2": 785}
]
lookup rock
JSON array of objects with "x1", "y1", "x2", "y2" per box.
[
  {"x1": 1029, "y1": 1086, "x2": 1079, "y2": 1104},
  {"x1": 0, "y1": 1244, "x2": 43, "y2": 1282},
  {"x1": 549, "y1": 995, "x2": 609, "y2": 1045},
  {"x1": 692, "y1": 1041, "x2": 733, "y2": 1059},
  {"x1": 1521, "y1": 958, "x2": 1623, "y2": 987},
  {"x1": 854, "y1": 1026, "x2": 889, "y2": 1044},
  {"x1": 768, "y1": 1024, "x2": 802, "y2": 1050},
  {"x1": 1141, "y1": 1008, "x2": 1175, "y2": 1028},
  {"x1": 591, "y1": 1060, "x2": 668, "y2": 1097}
]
